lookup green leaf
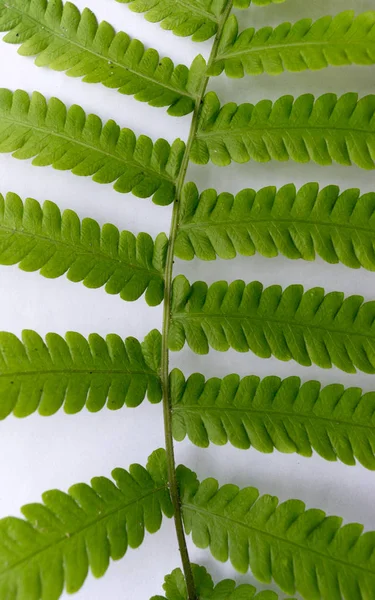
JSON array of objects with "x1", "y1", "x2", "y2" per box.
[
  {"x1": 209, "y1": 12, "x2": 375, "y2": 77},
  {"x1": 151, "y1": 563, "x2": 213, "y2": 600},
  {"x1": 0, "y1": 449, "x2": 173, "y2": 600},
  {"x1": 207, "y1": 585, "x2": 291, "y2": 599},
  {"x1": 0, "y1": 88, "x2": 185, "y2": 205},
  {"x1": 178, "y1": 466, "x2": 375, "y2": 600},
  {"x1": 171, "y1": 369, "x2": 375, "y2": 469},
  {"x1": 0, "y1": 0, "x2": 204, "y2": 117},
  {"x1": 191, "y1": 91, "x2": 375, "y2": 170},
  {"x1": 116, "y1": 0, "x2": 284, "y2": 41},
  {"x1": 0, "y1": 328, "x2": 162, "y2": 418},
  {"x1": 175, "y1": 182, "x2": 375, "y2": 269},
  {"x1": 151, "y1": 563, "x2": 291, "y2": 599},
  {"x1": 234, "y1": 0, "x2": 286, "y2": 7},
  {"x1": 116, "y1": 0, "x2": 226, "y2": 42},
  {"x1": 0, "y1": 191, "x2": 167, "y2": 304},
  {"x1": 169, "y1": 275, "x2": 375, "y2": 374}
]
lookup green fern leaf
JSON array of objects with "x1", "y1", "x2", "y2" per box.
[
  {"x1": 207, "y1": 585, "x2": 291, "y2": 599},
  {"x1": 0, "y1": 328, "x2": 162, "y2": 418},
  {"x1": 115, "y1": 0, "x2": 285, "y2": 41},
  {"x1": 0, "y1": 449, "x2": 172, "y2": 600},
  {"x1": 190, "y1": 91, "x2": 375, "y2": 170},
  {"x1": 0, "y1": 88, "x2": 185, "y2": 205},
  {"x1": 209, "y1": 12, "x2": 375, "y2": 77},
  {"x1": 178, "y1": 466, "x2": 375, "y2": 600},
  {"x1": 115, "y1": 0, "x2": 226, "y2": 42},
  {"x1": 234, "y1": 0, "x2": 286, "y2": 7},
  {"x1": 0, "y1": 191, "x2": 167, "y2": 304},
  {"x1": 151, "y1": 563, "x2": 214, "y2": 600},
  {"x1": 169, "y1": 275, "x2": 375, "y2": 374},
  {"x1": 151, "y1": 563, "x2": 290, "y2": 599},
  {"x1": 0, "y1": 0, "x2": 205, "y2": 117},
  {"x1": 175, "y1": 182, "x2": 375, "y2": 269},
  {"x1": 171, "y1": 369, "x2": 375, "y2": 469}
]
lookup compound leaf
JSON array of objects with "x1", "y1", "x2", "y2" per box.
[
  {"x1": 0, "y1": 449, "x2": 173, "y2": 600},
  {"x1": 171, "y1": 369, "x2": 375, "y2": 470},
  {"x1": 115, "y1": 0, "x2": 226, "y2": 42},
  {"x1": 150, "y1": 563, "x2": 213, "y2": 600},
  {"x1": 210, "y1": 12, "x2": 375, "y2": 77},
  {"x1": 151, "y1": 563, "x2": 291, "y2": 599},
  {"x1": 169, "y1": 276, "x2": 375, "y2": 374},
  {"x1": 234, "y1": 0, "x2": 286, "y2": 7},
  {"x1": 0, "y1": 88, "x2": 185, "y2": 205},
  {"x1": 178, "y1": 466, "x2": 375, "y2": 600},
  {"x1": 191, "y1": 91, "x2": 375, "y2": 170},
  {"x1": 0, "y1": 328, "x2": 162, "y2": 418},
  {"x1": 207, "y1": 584, "x2": 291, "y2": 600},
  {"x1": 0, "y1": 191, "x2": 167, "y2": 304},
  {"x1": 117, "y1": 0, "x2": 286, "y2": 40},
  {"x1": 0, "y1": 0, "x2": 203, "y2": 116},
  {"x1": 175, "y1": 182, "x2": 375, "y2": 269}
]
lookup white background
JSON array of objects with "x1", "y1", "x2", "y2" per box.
[{"x1": 0, "y1": 0, "x2": 375, "y2": 598}]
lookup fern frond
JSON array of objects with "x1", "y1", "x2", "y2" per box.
[
  {"x1": 0, "y1": 449, "x2": 172, "y2": 600},
  {"x1": 116, "y1": 0, "x2": 226, "y2": 42},
  {"x1": 151, "y1": 564, "x2": 214, "y2": 600},
  {"x1": 178, "y1": 466, "x2": 375, "y2": 600},
  {"x1": 0, "y1": 89, "x2": 185, "y2": 205},
  {"x1": 0, "y1": 0, "x2": 205, "y2": 117},
  {"x1": 116, "y1": 0, "x2": 284, "y2": 41},
  {"x1": 191, "y1": 91, "x2": 375, "y2": 170},
  {"x1": 208, "y1": 585, "x2": 291, "y2": 599},
  {"x1": 175, "y1": 182, "x2": 375, "y2": 269},
  {"x1": 0, "y1": 329, "x2": 162, "y2": 418},
  {"x1": 234, "y1": 0, "x2": 286, "y2": 7},
  {"x1": 171, "y1": 369, "x2": 375, "y2": 469},
  {"x1": 152, "y1": 564, "x2": 290, "y2": 599},
  {"x1": 209, "y1": 12, "x2": 375, "y2": 78},
  {"x1": 169, "y1": 276, "x2": 375, "y2": 374},
  {"x1": 0, "y1": 192, "x2": 167, "y2": 304}
]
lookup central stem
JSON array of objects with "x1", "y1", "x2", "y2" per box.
[{"x1": 160, "y1": 3, "x2": 234, "y2": 599}]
